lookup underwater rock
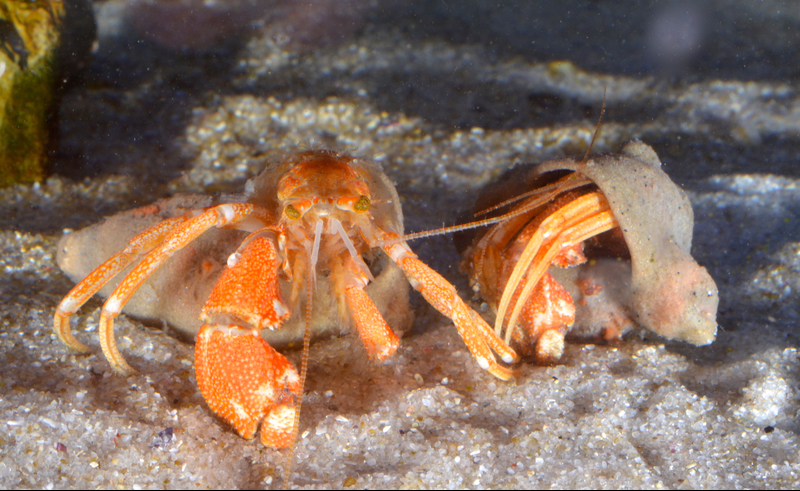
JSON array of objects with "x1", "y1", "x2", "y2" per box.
[{"x1": 0, "y1": 0, "x2": 95, "y2": 187}]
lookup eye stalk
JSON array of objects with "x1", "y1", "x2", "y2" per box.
[
  {"x1": 335, "y1": 195, "x2": 371, "y2": 213},
  {"x1": 283, "y1": 198, "x2": 314, "y2": 219},
  {"x1": 285, "y1": 204, "x2": 301, "y2": 219},
  {"x1": 354, "y1": 195, "x2": 370, "y2": 213}
]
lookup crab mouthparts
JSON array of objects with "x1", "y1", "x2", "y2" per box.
[{"x1": 307, "y1": 217, "x2": 373, "y2": 287}]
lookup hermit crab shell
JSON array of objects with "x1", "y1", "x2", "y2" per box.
[
  {"x1": 56, "y1": 158, "x2": 412, "y2": 348},
  {"x1": 538, "y1": 141, "x2": 719, "y2": 346},
  {"x1": 461, "y1": 140, "x2": 719, "y2": 347}
]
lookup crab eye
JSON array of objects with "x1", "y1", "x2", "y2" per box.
[
  {"x1": 285, "y1": 204, "x2": 301, "y2": 219},
  {"x1": 354, "y1": 195, "x2": 370, "y2": 212}
]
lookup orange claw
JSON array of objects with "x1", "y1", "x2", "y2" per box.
[
  {"x1": 338, "y1": 254, "x2": 399, "y2": 361},
  {"x1": 195, "y1": 325, "x2": 300, "y2": 447},
  {"x1": 201, "y1": 232, "x2": 290, "y2": 330},
  {"x1": 508, "y1": 272, "x2": 575, "y2": 364}
]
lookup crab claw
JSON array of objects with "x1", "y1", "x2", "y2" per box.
[
  {"x1": 195, "y1": 325, "x2": 301, "y2": 447},
  {"x1": 201, "y1": 233, "x2": 290, "y2": 330},
  {"x1": 509, "y1": 272, "x2": 575, "y2": 365}
]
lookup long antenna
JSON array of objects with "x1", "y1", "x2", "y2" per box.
[
  {"x1": 384, "y1": 89, "x2": 608, "y2": 248},
  {"x1": 283, "y1": 253, "x2": 316, "y2": 488},
  {"x1": 581, "y1": 88, "x2": 607, "y2": 164},
  {"x1": 380, "y1": 172, "x2": 593, "y2": 247}
]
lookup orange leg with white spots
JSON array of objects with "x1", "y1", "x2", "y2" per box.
[
  {"x1": 53, "y1": 216, "x2": 188, "y2": 352},
  {"x1": 194, "y1": 325, "x2": 300, "y2": 447},
  {"x1": 382, "y1": 234, "x2": 519, "y2": 380},
  {"x1": 341, "y1": 256, "x2": 399, "y2": 361},
  {"x1": 96, "y1": 203, "x2": 270, "y2": 373}
]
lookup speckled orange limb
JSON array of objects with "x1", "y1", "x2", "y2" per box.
[
  {"x1": 53, "y1": 216, "x2": 189, "y2": 352},
  {"x1": 507, "y1": 272, "x2": 576, "y2": 364},
  {"x1": 195, "y1": 325, "x2": 301, "y2": 448},
  {"x1": 497, "y1": 191, "x2": 619, "y2": 346},
  {"x1": 200, "y1": 232, "x2": 289, "y2": 330},
  {"x1": 95, "y1": 203, "x2": 271, "y2": 373},
  {"x1": 341, "y1": 256, "x2": 400, "y2": 361},
  {"x1": 193, "y1": 231, "x2": 302, "y2": 447},
  {"x1": 381, "y1": 232, "x2": 519, "y2": 380}
]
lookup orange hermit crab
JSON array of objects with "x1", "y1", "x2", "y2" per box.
[
  {"x1": 456, "y1": 141, "x2": 719, "y2": 363},
  {"x1": 53, "y1": 150, "x2": 518, "y2": 449}
]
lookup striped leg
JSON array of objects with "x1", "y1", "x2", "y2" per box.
[
  {"x1": 381, "y1": 234, "x2": 519, "y2": 380},
  {"x1": 96, "y1": 203, "x2": 270, "y2": 373},
  {"x1": 502, "y1": 193, "x2": 618, "y2": 346},
  {"x1": 53, "y1": 216, "x2": 187, "y2": 352}
]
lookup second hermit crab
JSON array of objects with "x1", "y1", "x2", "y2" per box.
[
  {"x1": 457, "y1": 141, "x2": 720, "y2": 363},
  {"x1": 54, "y1": 150, "x2": 518, "y2": 449}
]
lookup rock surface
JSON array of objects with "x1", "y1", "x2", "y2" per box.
[{"x1": 0, "y1": 0, "x2": 94, "y2": 187}]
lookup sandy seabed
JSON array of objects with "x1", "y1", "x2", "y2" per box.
[{"x1": 3, "y1": 0, "x2": 800, "y2": 488}]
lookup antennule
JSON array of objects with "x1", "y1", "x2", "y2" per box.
[{"x1": 582, "y1": 87, "x2": 607, "y2": 164}]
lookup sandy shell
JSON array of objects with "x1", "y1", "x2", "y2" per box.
[{"x1": 463, "y1": 141, "x2": 718, "y2": 347}]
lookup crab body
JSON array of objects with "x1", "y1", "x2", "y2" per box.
[
  {"x1": 54, "y1": 151, "x2": 517, "y2": 448},
  {"x1": 461, "y1": 141, "x2": 719, "y2": 363}
]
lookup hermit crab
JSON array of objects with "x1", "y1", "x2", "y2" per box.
[
  {"x1": 456, "y1": 141, "x2": 719, "y2": 363},
  {"x1": 53, "y1": 150, "x2": 518, "y2": 450}
]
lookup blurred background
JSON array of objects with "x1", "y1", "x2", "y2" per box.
[{"x1": 48, "y1": 0, "x2": 800, "y2": 183}]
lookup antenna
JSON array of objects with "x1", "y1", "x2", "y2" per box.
[{"x1": 385, "y1": 88, "x2": 608, "y2": 247}]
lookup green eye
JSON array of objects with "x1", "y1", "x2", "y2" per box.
[
  {"x1": 354, "y1": 195, "x2": 370, "y2": 212},
  {"x1": 285, "y1": 204, "x2": 301, "y2": 219}
]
